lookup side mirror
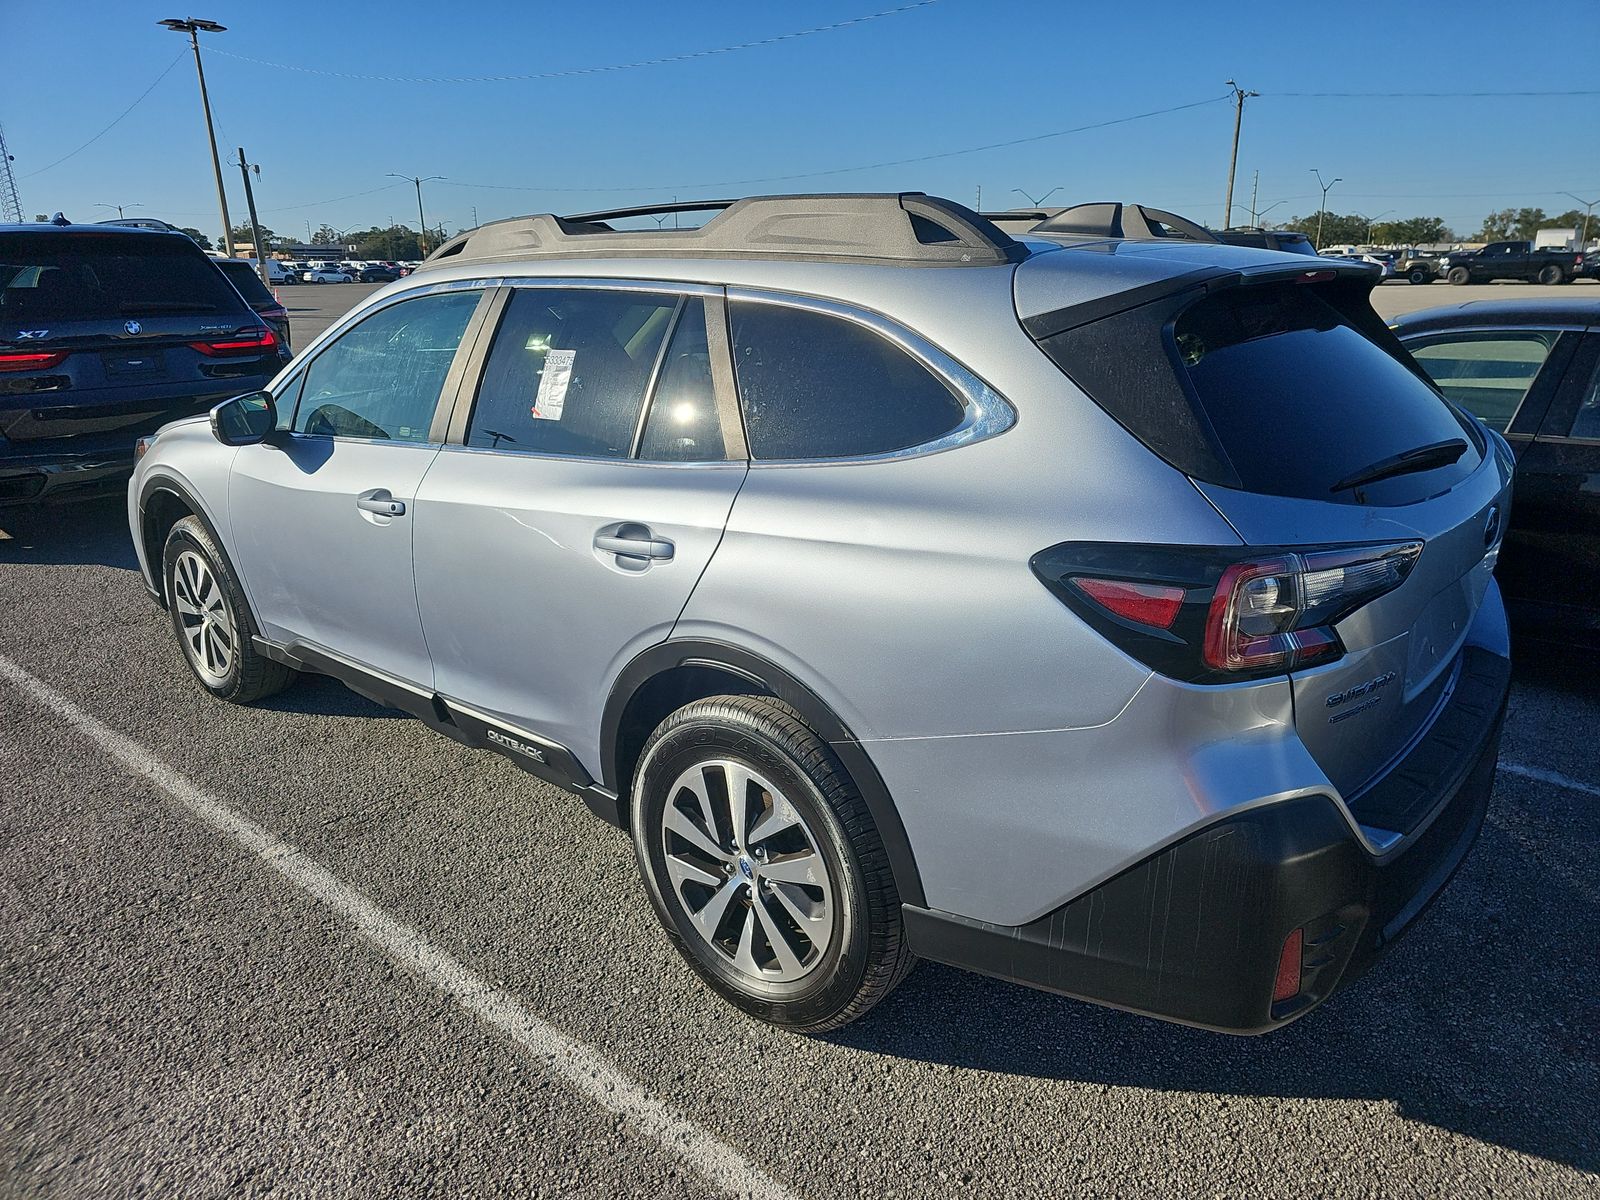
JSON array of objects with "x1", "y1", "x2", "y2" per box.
[{"x1": 209, "y1": 390, "x2": 277, "y2": 446}]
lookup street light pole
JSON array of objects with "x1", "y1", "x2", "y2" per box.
[
  {"x1": 95, "y1": 202, "x2": 143, "y2": 221},
  {"x1": 1365, "y1": 209, "x2": 1394, "y2": 245},
  {"x1": 1310, "y1": 168, "x2": 1342, "y2": 250},
  {"x1": 1222, "y1": 80, "x2": 1258, "y2": 230},
  {"x1": 388, "y1": 173, "x2": 443, "y2": 257},
  {"x1": 160, "y1": 18, "x2": 234, "y2": 256},
  {"x1": 1562, "y1": 191, "x2": 1597, "y2": 249}
]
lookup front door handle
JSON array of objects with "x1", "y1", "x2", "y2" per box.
[
  {"x1": 594, "y1": 524, "x2": 674, "y2": 561},
  {"x1": 356, "y1": 488, "x2": 406, "y2": 517}
]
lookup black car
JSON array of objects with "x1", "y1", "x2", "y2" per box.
[
  {"x1": 1395, "y1": 299, "x2": 1600, "y2": 640},
  {"x1": 214, "y1": 258, "x2": 292, "y2": 351},
  {"x1": 0, "y1": 224, "x2": 288, "y2": 504},
  {"x1": 356, "y1": 264, "x2": 400, "y2": 283}
]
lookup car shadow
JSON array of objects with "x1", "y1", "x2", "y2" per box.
[
  {"x1": 254, "y1": 673, "x2": 409, "y2": 720},
  {"x1": 833, "y1": 777, "x2": 1600, "y2": 1173},
  {"x1": 0, "y1": 495, "x2": 138, "y2": 570}
]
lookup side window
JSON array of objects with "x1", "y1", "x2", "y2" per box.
[
  {"x1": 295, "y1": 290, "x2": 480, "y2": 441},
  {"x1": 729, "y1": 302, "x2": 965, "y2": 460},
  {"x1": 466, "y1": 288, "x2": 678, "y2": 459},
  {"x1": 1570, "y1": 357, "x2": 1600, "y2": 440},
  {"x1": 1407, "y1": 332, "x2": 1559, "y2": 432},
  {"x1": 637, "y1": 300, "x2": 726, "y2": 462}
]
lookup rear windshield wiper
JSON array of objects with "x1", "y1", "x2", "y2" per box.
[
  {"x1": 118, "y1": 301, "x2": 221, "y2": 313},
  {"x1": 1330, "y1": 438, "x2": 1469, "y2": 494}
]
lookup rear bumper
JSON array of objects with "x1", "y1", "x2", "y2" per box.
[
  {"x1": 904, "y1": 644, "x2": 1510, "y2": 1034},
  {"x1": 0, "y1": 450, "x2": 135, "y2": 505}
]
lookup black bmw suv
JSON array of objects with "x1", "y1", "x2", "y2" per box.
[{"x1": 0, "y1": 224, "x2": 288, "y2": 504}]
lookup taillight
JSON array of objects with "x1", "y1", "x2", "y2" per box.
[
  {"x1": 189, "y1": 328, "x2": 277, "y2": 356},
  {"x1": 1032, "y1": 540, "x2": 1422, "y2": 683},
  {"x1": 0, "y1": 349, "x2": 69, "y2": 373}
]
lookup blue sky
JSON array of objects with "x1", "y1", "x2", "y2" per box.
[{"x1": 6, "y1": 0, "x2": 1596, "y2": 243}]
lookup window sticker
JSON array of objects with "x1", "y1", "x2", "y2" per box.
[{"x1": 532, "y1": 348, "x2": 575, "y2": 420}]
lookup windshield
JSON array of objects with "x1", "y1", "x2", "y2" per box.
[
  {"x1": 0, "y1": 231, "x2": 245, "y2": 320},
  {"x1": 217, "y1": 260, "x2": 276, "y2": 305}
]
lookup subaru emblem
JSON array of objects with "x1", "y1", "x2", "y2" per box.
[{"x1": 124, "y1": 320, "x2": 142, "y2": 335}]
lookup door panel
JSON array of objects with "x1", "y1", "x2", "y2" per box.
[
  {"x1": 412, "y1": 452, "x2": 746, "y2": 771},
  {"x1": 229, "y1": 439, "x2": 440, "y2": 685}
]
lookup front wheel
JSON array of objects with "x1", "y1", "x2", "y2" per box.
[
  {"x1": 1447, "y1": 267, "x2": 1471, "y2": 285},
  {"x1": 1408, "y1": 267, "x2": 1430, "y2": 284},
  {"x1": 630, "y1": 695, "x2": 912, "y2": 1032},
  {"x1": 162, "y1": 516, "x2": 296, "y2": 704}
]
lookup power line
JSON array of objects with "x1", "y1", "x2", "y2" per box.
[
  {"x1": 438, "y1": 94, "x2": 1233, "y2": 196},
  {"x1": 1269, "y1": 88, "x2": 1600, "y2": 98},
  {"x1": 19, "y1": 50, "x2": 187, "y2": 179},
  {"x1": 206, "y1": 1, "x2": 939, "y2": 84}
]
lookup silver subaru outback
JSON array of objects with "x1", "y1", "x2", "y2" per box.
[{"x1": 128, "y1": 195, "x2": 1513, "y2": 1034}]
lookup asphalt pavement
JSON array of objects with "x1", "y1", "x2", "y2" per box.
[{"x1": 1, "y1": 276, "x2": 1598, "y2": 1198}]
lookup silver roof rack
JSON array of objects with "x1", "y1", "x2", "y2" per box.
[{"x1": 420, "y1": 193, "x2": 1026, "y2": 270}]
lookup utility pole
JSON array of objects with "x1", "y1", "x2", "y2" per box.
[
  {"x1": 1248, "y1": 171, "x2": 1260, "y2": 225},
  {"x1": 235, "y1": 147, "x2": 270, "y2": 285},
  {"x1": 975, "y1": 184, "x2": 982, "y2": 211},
  {"x1": 471, "y1": 205, "x2": 479, "y2": 229},
  {"x1": 1563, "y1": 191, "x2": 1597, "y2": 249},
  {"x1": 160, "y1": 18, "x2": 234, "y2": 256},
  {"x1": 1310, "y1": 168, "x2": 1342, "y2": 250},
  {"x1": 388, "y1": 173, "x2": 443, "y2": 256},
  {"x1": 1222, "y1": 80, "x2": 1258, "y2": 231}
]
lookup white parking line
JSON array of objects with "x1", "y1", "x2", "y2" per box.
[
  {"x1": 0, "y1": 654, "x2": 799, "y2": 1200},
  {"x1": 1498, "y1": 760, "x2": 1600, "y2": 799}
]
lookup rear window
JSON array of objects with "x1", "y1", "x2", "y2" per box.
[
  {"x1": 1035, "y1": 279, "x2": 1481, "y2": 504},
  {"x1": 0, "y1": 231, "x2": 246, "y2": 321},
  {"x1": 216, "y1": 259, "x2": 276, "y2": 306}
]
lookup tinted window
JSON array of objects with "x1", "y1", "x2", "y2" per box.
[
  {"x1": 295, "y1": 290, "x2": 479, "y2": 441},
  {"x1": 637, "y1": 300, "x2": 726, "y2": 461},
  {"x1": 1408, "y1": 332, "x2": 1559, "y2": 432},
  {"x1": 216, "y1": 259, "x2": 276, "y2": 306},
  {"x1": 0, "y1": 231, "x2": 244, "y2": 320},
  {"x1": 729, "y1": 302, "x2": 964, "y2": 460},
  {"x1": 466, "y1": 288, "x2": 678, "y2": 459},
  {"x1": 1571, "y1": 356, "x2": 1600, "y2": 440},
  {"x1": 1169, "y1": 285, "x2": 1480, "y2": 500}
]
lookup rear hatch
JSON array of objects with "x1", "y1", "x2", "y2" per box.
[
  {"x1": 1019, "y1": 246, "x2": 1512, "y2": 810},
  {"x1": 0, "y1": 229, "x2": 282, "y2": 451}
]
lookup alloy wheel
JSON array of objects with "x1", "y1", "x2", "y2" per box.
[
  {"x1": 660, "y1": 758, "x2": 834, "y2": 983},
  {"x1": 172, "y1": 549, "x2": 236, "y2": 686}
]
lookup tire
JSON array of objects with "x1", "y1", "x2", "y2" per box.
[
  {"x1": 630, "y1": 695, "x2": 912, "y2": 1032},
  {"x1": 1447, "y1": 267, "x2": 1471, "y2": 285},
  {"x1": 1408, "y1": 268, "x2": 1430, "y2": 284},
  {"x1": 162, "y1": 516, "x2": 296, "y2": 704},
  {"x1": 1537, "y1": 264, "x2": 1566, "y2": 285}
]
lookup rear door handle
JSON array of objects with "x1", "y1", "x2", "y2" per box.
[
  {"x1": 356, "y1": 488, "x2": 406, "y2": 517},
  {"x1": 594, "y1": 526, "x2": 674, "y2": 560}
]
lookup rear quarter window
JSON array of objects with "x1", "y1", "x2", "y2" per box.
[{"x1": 729, "y1": 301, "x2": 965, "y2": 460}]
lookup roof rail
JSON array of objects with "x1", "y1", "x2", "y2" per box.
[
  {"x1": 1031, "y1": 202, "x2": 1218, "y2": 243},
  {"x1": 420, "y1": 193, "x2": 1026, "y2": 270}
]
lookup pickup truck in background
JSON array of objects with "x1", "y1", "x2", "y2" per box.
[{"x1": 1437, "y1": 240, "x2": 1585, "y2": 284}]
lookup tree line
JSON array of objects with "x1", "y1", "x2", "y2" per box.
[
  {"x1": 1272, "y1": 206, "x2": 1595, "y2": 247},
  {"x1": 177, "y1": 222, "x2": 447, "y2": 260}
]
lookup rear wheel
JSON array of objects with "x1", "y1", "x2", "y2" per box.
[
  {"x1": 630, "y1": 695, "x2": 912, "y2": 1032},
  {"x1": 1447, "y1": 267, "x2": 1471, "y2": 285},
  {"x1": 162, "y1": 516, "x2": 296, "y2": 704},
  {"x1": 1537, "y1": 264, "x2": 1566, "y2": 285},
  {"x1": 1408, "y1": 267, "x2": 1430, "y2": 284}
]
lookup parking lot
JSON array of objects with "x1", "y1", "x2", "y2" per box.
[{"x1": 2, "y1": 279, "x2": 1598, "y2": 1198}]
